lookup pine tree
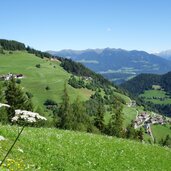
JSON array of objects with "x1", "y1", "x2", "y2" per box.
[
  {"x1": 107, "y1": 99, "x2": 124, "y2": 138},
  {"x1": 94, "y1": 101, "x2": 105, "y2": 132},
  {"x1": 57, "y1": 82, "x2": 71, "y2": 129},
  {"x1": 71, "y1": 97, "x2": 89, "y2": 131},
  {"x1": 137, "y1": 127, "x2": 144, "y2": 142},
  {"x1": 5, "y1": 77, "x2": 33, "y2": 121},
  {"x1": 126, "y1": 120, "x2": 136, "y2": 139}
]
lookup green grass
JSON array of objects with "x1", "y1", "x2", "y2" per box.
[
  {"x1": 0, "y1": 51, "x2": 93, "y2": 108},
  {"x1": 113, "y1": 92, "x2": 131, "y2": 104},
  {"x1": 123, "y1": 106, "x2": 138, "y2": 127},
  {"x1": 139, "y1": 89, "x2": 171, "y2": 104},
  {"x1": 151, "y1": 124, "x2": 171, "y2": 142},
  {"x1": 0, "y1": 125, "x2": 171, "y2": 171}
]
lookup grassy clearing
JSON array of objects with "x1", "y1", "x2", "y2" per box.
[
  {"x1": 139, "y1": 89, "x2": 171, "y2": 104},
  {"x1": 123, "y1": 106, "x2": 137, "y2": 127},
  {"x1": 113, "y1": 92, "x2": 131, "y2": 104},
  {"x1": 151, "y1": 124, "x2": 171, "y2": 142},
  {"x1": 0, "y1": 125, "x2": 171, "y2": 171},
  {"x1": 0, "y1": 51, "x2": 93, "y2": 108}
]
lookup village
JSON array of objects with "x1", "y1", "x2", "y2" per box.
[{"x1": 134, "y1": 111, "x2": 171, "y2": 139}]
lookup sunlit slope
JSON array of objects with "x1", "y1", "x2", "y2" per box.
[
  {"x1": 0, "y1": 51, "x2": 92, "y2": 107},
  {"x1": 0, "y1": 125, "x2": 171, "y2": 171}
]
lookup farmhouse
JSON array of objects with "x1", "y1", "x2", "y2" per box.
[{"x1": 0, "y1": 73, "x2": 24, "y2": 81}]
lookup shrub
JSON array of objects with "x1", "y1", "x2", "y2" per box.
[
  {"x1": 44, "y1": 99, "x2": 57, "y2": 106},
  {"x1": 45, "y1": 86, "x2": 50, "y2": 90},
  {"x1": 35, "y1": 64, "x2": 41, "y2": 68},
  {"x1": 16, "y1": 79, "x2": 21, "y2": 84}
]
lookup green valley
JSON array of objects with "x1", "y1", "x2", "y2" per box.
[{"x1": 0, "y1": 40, "x2": 171, "y2": 171}]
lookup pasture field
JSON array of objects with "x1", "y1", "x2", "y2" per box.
[
  {"x1": 0, "y1": 51, "x2": 93, "y2": 108},
  {"x1": 0, "y1": 124, "x2": 171, "y2": 171},
  {"x1": 139, "y1": 89, "x2": 171, "y2": 104}
]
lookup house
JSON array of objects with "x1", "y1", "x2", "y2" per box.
[{"x1": 0, "y1": 73, "x2": 24, "y2": 81}]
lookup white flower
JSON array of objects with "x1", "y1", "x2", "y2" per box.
[{"x1": 12, "y1": 110, "x2": 47, "y2": 123}]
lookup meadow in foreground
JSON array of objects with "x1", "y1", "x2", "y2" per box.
[{"x1": 0, "y1": 124, "x2": 171, "y2": 171}]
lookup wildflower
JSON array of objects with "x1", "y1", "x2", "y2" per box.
[
  {"x1": 0, "y1": 109, "x2": 47, "y2": 167},
  {"x1": 12, "y1": 110, "x2": 47, "y2": 123}
]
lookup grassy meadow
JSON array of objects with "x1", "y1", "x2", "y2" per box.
[
  {"x1": 0, "y1": 51, "x2": 93, "y2": 108},
  {"x1": 0, "y1": 124, "x2": 171, "y2": 171},
  {"x1": 151, "y1": 124, "x2": 171, "y2": 142},
  {"x1": 139, "y1": 89, "x2": 171, "y2": 104}
]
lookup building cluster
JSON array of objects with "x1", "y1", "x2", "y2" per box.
[
  {"x1": 0, "y1": 73, "x2": 24, "y2": 81},
  {"x1": 134, "y1": 112, "x2": 166, "y2": 129}
]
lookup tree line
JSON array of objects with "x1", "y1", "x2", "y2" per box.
[{"x1": 0, "y1": 39, "x2": 52, "y2": 59}]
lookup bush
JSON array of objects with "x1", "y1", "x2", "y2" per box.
[
  {"x1": 16, "y1": 79, "x2": 21, "y2": 84},
  {"x1": 45, "y1": 86, "x2": 50, "y2": 90},
  {"x1": 44, "y1": 99, "x2": 57, "y2": 106},
  {"x1": 35, "y1": 64, "x2": 41, "y2": 68}
]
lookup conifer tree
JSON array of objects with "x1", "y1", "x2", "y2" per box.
[
  {"x1": 94, "y1": 101, "x2": 105, "y2": 132},
  {"x1": 137, "y1": 127, "x2": 144, "y2": 142},
  {"x1": 126, "y1": 120, "x2": 136, "y2": 139},
  {"x1": 107, "y1": 99, "x2": 124, "y2": 138},
  {"x1": 58, "y1": 82, "x2": 71, "y2": 129},
  {"x1": 71, "y1": 97, "x2": 88, "y2": 131},
  {"x1": 5, "y1": 77, "x2": 33, "y2": 121}
]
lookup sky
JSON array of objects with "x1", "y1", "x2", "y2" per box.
[{"x1": 0, "y1": 0, "x2": 171, "y2": 52}]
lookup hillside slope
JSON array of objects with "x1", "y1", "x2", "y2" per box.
[
  {"x1": 0, "y1": 50, "x2": 137, "y2": 126},
  {"x1": 121, "y1": 72, "x2": 171, "y2": 97},
  {"x1": 121, "y1": 72, "x2": 171, "y2": 117},
  {"x1": 0, "y1": 125, "x2": 171, "y2": 171},
  {"x1": 0, "y1": 51, "x2": 93, "y2": 108}
]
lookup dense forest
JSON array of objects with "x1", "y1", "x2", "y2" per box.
[
  {"x1": 0, "y1": 39, "x2": 25, "y2": 51},
  {"x1": 121, "y1": 74, "x2": 161, "y2": 96}
]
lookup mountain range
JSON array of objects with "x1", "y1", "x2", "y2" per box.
[{"x1": 48, "y1": 48, "x2": 171, "y2": 84}]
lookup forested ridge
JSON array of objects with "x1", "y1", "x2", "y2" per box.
[{"x1": 121, "y1": 72, "x2": 171, "y2": 116}]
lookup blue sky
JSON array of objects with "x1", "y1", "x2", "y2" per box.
[{"x1": 0, "y1": 0, "x2": 171, "y2": 52}]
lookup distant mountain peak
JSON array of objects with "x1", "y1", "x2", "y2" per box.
[{"x1": 48, "y1": 48, "x2": 171, "y2": 84}]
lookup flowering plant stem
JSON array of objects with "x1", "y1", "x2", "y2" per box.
[{"x1": 0, "y1": 125, "x2": 25, "y2": 167}]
